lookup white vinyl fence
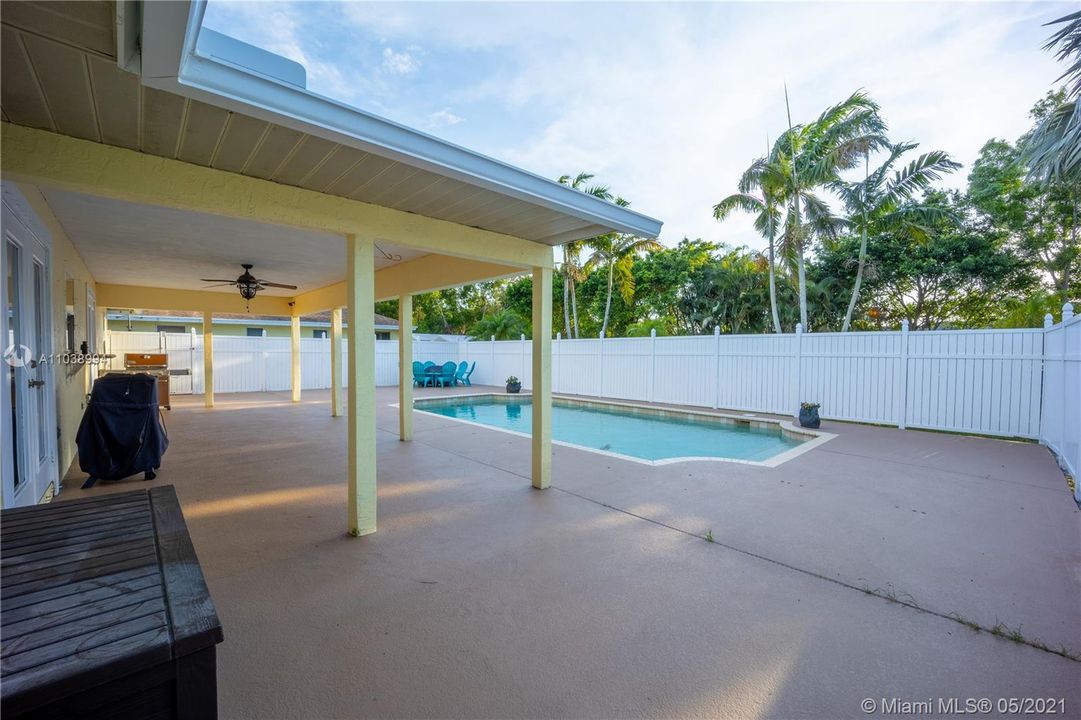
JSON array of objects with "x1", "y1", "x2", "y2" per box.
[
  {"x1": 103, "y1": 306, "x2": 1080, "y2": 491},
  {"x1": 460, "y1": 323, "x2": 1049, "y2": 439},
  {"x1": 103, "y1": 332, "x2": 458, "y2": 393},
  {"x1": 1039, "y1": 310, "x2": 1080, "y2": 486}
]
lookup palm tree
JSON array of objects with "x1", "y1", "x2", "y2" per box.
[
  {"x1": 584, "y1": 217, "x2": 662, "y2": 338},
  {"x1": 713, "y1": 150, "x2": 785, "y2": 333},
  {"x1": 469, "y1": 308, "x2": 528, "y2": 340},
  {"x1": 835, "y1": 143, "x2": 960, "y2": 331},
  {"x1": 1023, "y1": 10, "x2": 1081, "y2": 184},
  {"x1": 563, "y1": 239, "x2": 585, "y2": 338},
  {"x1": 558, "y1": 173, "x2": 613, "y2": 338},
  {"x1": 772, "y1": 90, "x2": 889, "y2": 328}
]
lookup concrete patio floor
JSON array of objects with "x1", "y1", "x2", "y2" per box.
[{"x1": 61, "y1": 386, "x2": 1081, "y2": 719}]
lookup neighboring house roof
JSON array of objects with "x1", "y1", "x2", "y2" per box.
[{"x1": 107, "y1": 309, "x2": 399, "y2": 330}]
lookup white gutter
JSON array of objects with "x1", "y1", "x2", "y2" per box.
[{"x1": 127, "y1": 1, "x2": 663, "y2": 241}]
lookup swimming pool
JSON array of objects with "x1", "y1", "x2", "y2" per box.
[{"x1": 414, "y1": 394, "x2": 832, "y2": 466}]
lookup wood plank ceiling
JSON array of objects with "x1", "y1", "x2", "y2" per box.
[{"x1": 1, "y1": 1, "x2": 610, "y2": 245}]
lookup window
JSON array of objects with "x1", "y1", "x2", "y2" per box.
[
  {"x1": 157, "y1": 325, "x2": 186, "y2": 334},
  {"x1": 246, "y1": 327, "x2": 265, "y2": 337},
  {"x1": 312, "y1": 329, "x2": 328, "y2": 339},
  {"x1": 375, "y1": 331, "x2": 391, "y2": 341}
]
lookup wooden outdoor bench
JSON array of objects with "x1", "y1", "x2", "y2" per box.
[{"x1": 1, "y1": 486, "x2": 224, "y2": 719}]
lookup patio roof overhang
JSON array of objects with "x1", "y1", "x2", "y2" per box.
[
  {"x1": 134, "y1": 1, "x2": 663, "y2": 244},
  {"x1": 3, "y1": 124, "x2": 549, "y2": 314},
  {"x1": 0, "y1": 0, "x2": 654, "y2": 535}
]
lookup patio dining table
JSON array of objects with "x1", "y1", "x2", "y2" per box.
[{"x1": 422, "y1": 364, "x2": 453, "y2": 386}]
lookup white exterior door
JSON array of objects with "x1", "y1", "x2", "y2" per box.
[{"x1": 2, "y1": 194, "x2": 58, "y2": 508}]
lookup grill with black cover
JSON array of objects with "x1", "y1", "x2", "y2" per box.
[{"x1": 76, "y1": 373, "x2": 169, "y2": 489}]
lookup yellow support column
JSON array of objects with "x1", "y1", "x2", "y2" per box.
[
  {"x1": 290, "y1": 314, "x2": 302, "y2": 402},
  {"x1": 346, "y1": 234, "x2": 377, "y2": 536},
  {"x1": 202, "y1": 311, "x2": 214, "y2": 408},
  {"x1": 531, "y1": 266, "x2": 552, "y2": 489},
  {"x1": 398, "y1": 294, "x2": 413, "y2": 441},
  {"x1": 330, "y1": 307, "x2": 343, "y2": 417}
]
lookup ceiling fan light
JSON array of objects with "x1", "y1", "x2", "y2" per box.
[{"x1": 239, "y1": 282, "x2": 259, "y2": 300}]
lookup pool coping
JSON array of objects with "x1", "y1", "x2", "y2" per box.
[{"x1": 404, "y1": 392, "x2": 836, "y2": 468}]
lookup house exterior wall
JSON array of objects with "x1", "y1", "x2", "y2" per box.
[{"x1": 23, "y1": 187, "x2": 98, "y2": 489}]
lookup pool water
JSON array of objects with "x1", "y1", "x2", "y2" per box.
[{"x1": 417, "y1": 397, "x2": 804, "y2": 463}]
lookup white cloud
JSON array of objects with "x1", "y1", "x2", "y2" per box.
[
  {"x1": 381, "y1": 47, "x2": 420, "y2": 75},
  {"x1": 482, "y1": 2, "x2": 1067, "y2": 248},
  {"x1": 204, "y1": 1, "x2": 1073, "y2": 250},
  {"x1": 427, "y1": 108, "x2": 464, "y2": 128}
]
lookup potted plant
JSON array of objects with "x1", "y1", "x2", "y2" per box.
[
  {"x1": 505, "y1": 376, "x2": 522, "y2": 394},
  {"x1": 798, "y1": 402, "x2": 821, "y2": 429}
]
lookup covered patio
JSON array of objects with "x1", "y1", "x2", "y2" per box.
[
  {"x1": 60, "y1": 387, "x2": 1081, "y2": 718},
  {"x1": 3, "y1": 130, "x2": 557, "y2": 536},
  {"x1": 1, "y1": 0, "x2": 659, "y2": 532}
]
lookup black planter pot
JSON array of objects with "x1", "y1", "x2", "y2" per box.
[
  {"x1": 506, "y1": 383, "x2": 522, "y2": 394},
  {"x1": 798, "y1": 407, "x2": 820, "y2": 429}
]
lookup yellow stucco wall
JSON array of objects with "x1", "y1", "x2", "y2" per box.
[{"x1": 21, "y1": 186, "x2": 97, "y2": 483}]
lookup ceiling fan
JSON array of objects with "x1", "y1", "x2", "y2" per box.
[{"x1": 201, "y1": 264, "x2": 297, "y2": 309}]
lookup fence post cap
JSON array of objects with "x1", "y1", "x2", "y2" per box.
[
  {"x1": 520, "y1": 333, "x2": 526, "y2": 341},
  {"x1": 599, "y1": 331, "x2": 605, "y2": 339},
  {"x1": 556, "y1": 332, "x2": 561, "y2": 340},
  {"x1": 713, "y1": 325, "x2": 721, "y2": 336},
  {"x1": 1044, "y1": 313, "x2": 1054, "y2": 328},
  {"x1": 1064, "y1": 302, "x2": 1075, "y2": 319},
  {"x1": 491, "y1": 335, "x2": 496, "y2": 342},
  {"x1": 901, "y1": 319, "x2": 909, "y2": 331},
  {"x1": 650, "y1": 328, "x2": 657, "y2": 337},
  {"x1": 795, "y1": 323, "x2": 803, "y2": 334}
]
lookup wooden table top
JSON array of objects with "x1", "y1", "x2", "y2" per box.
[{"x1": 1, "y1": 486, "x2": 223, "y2": 716}]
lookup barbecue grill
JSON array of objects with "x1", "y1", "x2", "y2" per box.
[{"x1": 100, "y1": 352, "x2": 171, "y2": 409}]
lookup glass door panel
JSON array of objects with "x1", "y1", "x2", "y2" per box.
[{"x1": 5, "y1": 238, "x2": 23, "y2": 492}]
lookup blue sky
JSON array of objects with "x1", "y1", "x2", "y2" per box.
[{"x1": 203, "y1": 1, "x2": 1073, "y2": 249}]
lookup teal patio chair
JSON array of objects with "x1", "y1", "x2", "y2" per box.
[
  {"x1": 456, "y1": 361, "x2": 475, "y2": 386},
  {"x1": 412, "y1": 361, "x2": 430, "y2": 387},
  {"x1": 453, "y1": 361, "x2": 469, "y2": 385},
  {"x1": 436, "y1": 361, "x2": 457, "y2": 388}
]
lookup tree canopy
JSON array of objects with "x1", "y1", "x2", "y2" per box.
[{"x1": 398, "y1": 78, "x2": 1075, "y2": 338}]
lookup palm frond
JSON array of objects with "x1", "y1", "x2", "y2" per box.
[
  {"x1": 614, "y1": 255, "x2": 636, "y2": 303},
  {"x1": 752, "y1": 204, "x2": 783, "y2": 239},
  {"x1": 737, "y1": 157, "x2": 768, "y2": 193},
  {"x1": 777, "y1": 217, "x2": 803, "y2": 272},
  {"x1": 584, "y1": 184, "x2": 613, "y2": 200},
  {"x1": 865, "y1": 142, "x2": 918, "y2": 192},
  {"x1": 713, "y1": 192, "x2": 765, "y2": 220},
  {"x1": 566, "y1": 172, "x2": 595, "y2": 188},
  {"x1": 1045, "y1": 10, "x2": 1081, "y2": 97},
  {"x1": 876, "y1": 204, "x2": 959, "y2": 243},
  {"x1": 810, "y1": 90, "x2": 880, "y2": 135},
  {"x1": 1022, "y1": 98, "x2": 1081, "y2": 183},
  {"x1": 801, "y1": 192, "x2": 845, "y2": 238},
  {"x1": 1022, "y1": 11, "x2": 1081, "y2": 183},
  {"x1": 884, "y1": 150, "x2": 961, "y2": 203},
  {"x1": 826, "y1": 132, "x2": 891, "y2": 171}
]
